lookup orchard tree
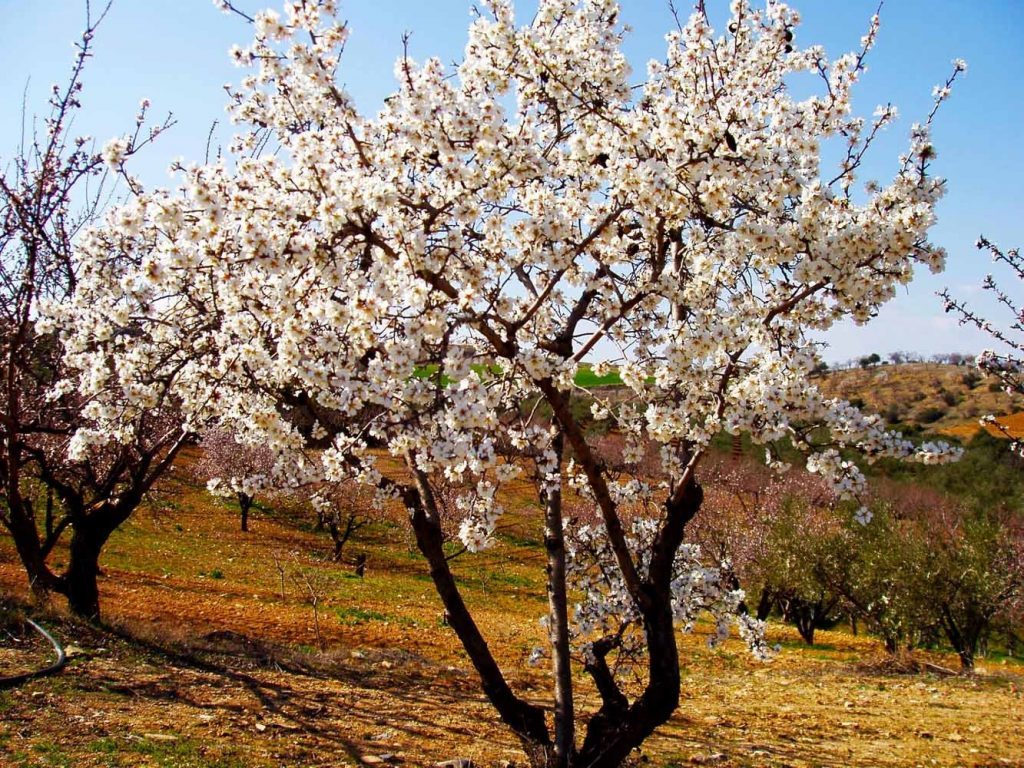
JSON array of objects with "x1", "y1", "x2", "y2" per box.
[
  {"x1": 197, "y1": 429, "x2": 277, "y2": 531},
  {"x1": 0, "y1": 3, "x2": 183, "y2": 621},
  {"x1": 816, "y1": 503, "x2": 934, "y2": 654},
  {"x1": 51, "y1": 0, "x2": 964, "y2": 764},
  {"x1": 688, "y1": 453, "x2": 835, "y2": 622},
  {"x1": 922, "y1": 507, "x2": 1024, "y2": 672}
]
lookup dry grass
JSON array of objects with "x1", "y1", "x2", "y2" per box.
[{"x1": 1, "y1": 447, "x2": 1022, "y2": 767}]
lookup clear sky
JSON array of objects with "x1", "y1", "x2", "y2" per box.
[{"x1": 2, "y1": 1, "x2": 1022, "y2": 364}]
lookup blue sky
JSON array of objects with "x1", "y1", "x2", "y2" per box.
[{"x1": 2, "y1": 1, "x2": 1022, "y2": 364}]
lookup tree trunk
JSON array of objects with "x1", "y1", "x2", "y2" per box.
[
  {"x1": 238, "y1": 492, "x2": 252, "y2": 532},
  {"x1": 403, "y1": 463, "x2": 551, "y2": 759},
  {"x1": 59, "y1": 497, "x2": 138, "y2": 623},
  {"x1": 940, "y1": 605, "x2": 980, "y2": 673},
  {"x1": 62, "y1": 523, "x2": 107, "y2": 622},
  {"x1": 756, "y1": 587, "x2": 774, "y2": 621},
  {"x1": 576, "y1": 475, "x2": 702, "y2": 768},
  {"x1": 541, "y1": 430, "x2": 575, "y2": 766},
  {"x1": 5, "y1": 496, "x2": 56, "y2": 600}
]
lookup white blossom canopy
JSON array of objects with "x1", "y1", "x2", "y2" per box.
[{"x1": 48, "y1": 0, "x2": 963, "y2": 542}]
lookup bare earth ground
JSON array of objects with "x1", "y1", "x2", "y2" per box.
[{"x1": 1, "y1": 453, "x2": 1022, "y2": 768}]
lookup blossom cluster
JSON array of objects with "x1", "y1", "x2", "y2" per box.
[{"x1": 564, "y1": 518, "x2": 773, "y2": 662}]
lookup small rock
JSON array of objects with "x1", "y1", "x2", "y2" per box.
[
  {"x1": 435, "y1": 760, "x2": 475, "y2": 768},
  {"x1": 254, "y1": 722, "x2": 267, "y2": 732},
  {"x1": 64, "y1": 644, "x2": 86, "y2": 658},
  {"x1": 142, "y1": 733, "x2": 178, "y2": 742},
  {"x1": 690, "y1": 754, "x2": 726, "y2": 765},
  {"x1": 362, "y1": 755, "x2": 400, "y2": 765}
]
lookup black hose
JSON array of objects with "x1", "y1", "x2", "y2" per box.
[{"x1": 0, "y1": 619, "x2": 68, "y2": 689}]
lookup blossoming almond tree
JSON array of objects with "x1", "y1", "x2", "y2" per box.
[
  {"x1": 196, "y1": 428, "x2": 277, "y2": 531},
  {"x1": 50, "y1": 0, "x2": 963, "y2": 763},
  {"x1": 0, "y1": 3, "x2": 183, "y2": 622}
]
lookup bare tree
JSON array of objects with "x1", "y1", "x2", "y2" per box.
[{"x1": 942, "y1": 237, "x2": 1024, "y2": 452}]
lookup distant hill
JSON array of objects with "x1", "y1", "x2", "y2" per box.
[{"x1": 818, "y1": 362, "x2": 1024, "y2": 436}]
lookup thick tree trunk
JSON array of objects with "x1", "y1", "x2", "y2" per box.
[
  {"x1": 403, "y1": 463, "x2": 551, "y2": 760},
  {"x1": 5, "y1": 497, "x2": 56, "y2": 600},
  {"x1": 756, "y1": 587, "x2": 775, "y2": 621},
  {"x1": 578, "y1": 599, "x2": 681, "y2": 768},
  {"x1": 62, "y1": 524, "x2": 107, "y2": 622},
  {"x1": 957, "y1": 646, "x2": 975, "y2": 673},
  {"x1": 796, "y1": 610, "x2": 816, "y2": 645},
  {"x1": 576, "y1": 475, "x2": 702, "y2": 768},
  {"x1": 940, "y1": 605, "x2": 981, "y2": 673},
  {"x1": 58, "y1": 497, "x2": 139, "y2": 623}
]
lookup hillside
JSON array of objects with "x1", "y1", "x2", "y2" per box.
[
  {"x1": 806, "y1": 363, "x2": 1021, "y2": 435},
  {"x1": 574, "y1": 361, "x2": 1023, "y2": 437}
]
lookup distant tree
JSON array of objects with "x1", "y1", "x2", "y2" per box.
[
  {"x1": 307, "y1": 479, "x2": 374, "y2": 561},
  {"x1": 920, "y1": 507, "x2": 1024, "y2": 671},
  {"x1": 196, "y1": 430, "x2": 277, "y2": 532},
  {"x1": 859, "y1": 352, "x2": 882, "y2": 368},
  {"x1": 689, "y1": 455, "x2": 836, "y2": 628},
  {"x1": 762, "y1": 499, "x2": 846, "y2": 645},
  {"x1": 0, "y1": 5, "x2": 180, "y2": 621},
  {"x1": 817, "y1": 504, "x2": 933, "y2": 654}
]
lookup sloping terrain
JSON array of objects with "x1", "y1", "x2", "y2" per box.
[
  {"x1": 818, "y1": 362, "x2": 1024, "y2": 433},
  {"x1": 1, "y1": 449, "x2": 1022, "y2": 767}
]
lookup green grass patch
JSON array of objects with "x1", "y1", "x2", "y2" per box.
[
  {"x1": 29, "y1": 741, "x2": 74, "y2": 768},
  {"x1": 412, "y1": 362, "x2": 625, "y2": 388},
  {"x1": 573, "y1": 365, "x2": 623, "y2": 388},
  {"x1": 128, "y1": 736, "x2": 248, "y2": 768},
  {"x1": 336, "y1": 606, "x2": 390, "y2": 625},
  {"x1": 496, "y1": 531, "x2": 542, "y2": 549}
]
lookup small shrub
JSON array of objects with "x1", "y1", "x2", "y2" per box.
[
  {"x1": 884, "y1": 404, "x2": 902, "y2": 425},
  {"x1": 961, "y1": 371, "x2": 982, "y2": 389},
  {"x1": 917, "y1": 407, "x2": 945, "y2": 424}
]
